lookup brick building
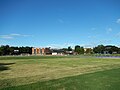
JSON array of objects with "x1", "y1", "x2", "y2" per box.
[
  {"x1": 32, "y1": 48, "x2": 45, "y2": 55},
  {"x1": 32, "y1": 47, "x2": 51, "y2": 55}
]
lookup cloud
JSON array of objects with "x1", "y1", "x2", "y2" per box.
[
  {"x1": 106, "y1": 28, "x2": 112, "y2": 34},
  {"x1": 0, "y1": 33, "x2": 31, "y2": 39},
  {"x1": 10, "y1": 34, "x2": 21, "y2": 36},
  {"x1": 0, "y1": 35, "x2": 13, "y2": 39},
  {"x1": 116, "y1": 18, "x2": 120, "y2": 24}
]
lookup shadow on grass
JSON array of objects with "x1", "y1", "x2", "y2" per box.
[{"x1": 0, "y1": 63, "x2": 15, "y2": 71}]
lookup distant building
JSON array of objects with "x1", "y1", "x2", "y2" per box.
[
  {"x1": 52, "y1": 52, "x2": 58, "y2": 55},
  {"x1": 32, "y1": 48, "x2": 45, "y2": 55},
  {"x1": 32, "y1": 47, "x2": 74, "y2": 55},
  {"x1": 65, "y1": 51, "x2": 74, "y2": 55},
  {"x1": 103, "y1": 51, "x2": 109, "y2": 54},
  {"x1": 13, "y1": 49, "x2": 19, "y2": 55},
  {"x1": 51, "y1": 49, "x2": 64, "y2": 55},
  {"x1": 44, "y1": 47, "x2": 52, "y2": 55},
  {"x1": 32, "y1": 47, "x2": 52, "y2": 55}
]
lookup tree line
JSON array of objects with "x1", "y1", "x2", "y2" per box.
[
  {"x1": 0, "y1": 45, "x2": 32, "y2": 55},
  {"x1": 60, "y1": 45, "x2": 120, "y2": 54},
  {"x1": 93, "y1": 45, "x2": 120, "y2": 54},
  {"x1": 0, "y1": 45, "x2": 120, "y2": 56}
]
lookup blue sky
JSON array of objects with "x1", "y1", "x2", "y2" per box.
[{"x1": 0, "y1": 0, "x2": 120, "y2": 48}]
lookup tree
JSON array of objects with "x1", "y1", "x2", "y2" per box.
[
  {"x1": 19, "y1": 46, "x2": 32, "y2": 54},
  {"x1": 93, "y1": 45, "x2": 105, "y2": 54},
  {"x1": 0, "y1": 45, "x2": 11, "y2": 55},
  {"x1": 79, "y1": 47, "x2": 84, "y2": 54},
  {"x1": 74, "y1": 45, "x2": 84, "y2": 54},
  {"x1": 75, "y1": 45, "x2": 80, "y2": 54},
  {"x1": 61, "y1": 48, "x2": 68, "y2": 51},
  {"x1": 118, "y1": 48, "x2": 120, "y2": 54},
  {"x1": 0, "y1": 46, "x2": 3, "y2": 55},
  {"x1": 68, "y1": 46, "x2": 72, "y2": 51},
  {"x1": 105, "y1": 45, "x2": 119, "y2": 54},
  {"x1": 84, "y1": 48, "x2": 93, "y2": 54},
  {"x1": 0, "y1": 45, "x2": 32, "y2": 56}
]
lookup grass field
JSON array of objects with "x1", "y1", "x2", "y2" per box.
[{"x1": 0, "y1": 55, "x2": 120, "y2": 90}]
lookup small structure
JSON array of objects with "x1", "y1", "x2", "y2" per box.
[
  {"x1": 65, "y1": 51, "x2": 74, "y2": 55},
  {"x1": 52, "y1": 52, "x2": 57, "y2": 55},
  {"x1": 13, "y1": 50, "x2": 19, "y2": 55},
  {"x1": 103, "y1": 51, "x2": 109, "y2": 54},
  {"x1": 51, "y1": 49, "x2": 64, "y2": 55}
]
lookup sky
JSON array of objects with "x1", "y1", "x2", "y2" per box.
[{"x1": 0, "y1": 0, "x2": 120, "y2": 48}]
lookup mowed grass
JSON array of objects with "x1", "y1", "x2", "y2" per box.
[
  {"x1": 0, "y1": 55, "x2": 120, "y2": 90},
  {"x1": 2, "y1": 68, "x2": 120, "y2": 90}
]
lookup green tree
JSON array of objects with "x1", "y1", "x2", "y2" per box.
[
  {"x1": 74, "y1": 45, "x2": 84, "y2": 54},
  {"x1": 68, "y1": 46, "x2": 72, "y2": 51},
  {"x1": 79, "y1": 47, "x2": 84, "y2": 54},
  {"x1": 0, "y1": 45, "x2": 33, "y2": 56},
  {"x1": 84, "y1": 48, "x2": 93, "y2": 54},
  {"x1": 75, "y1": 45, "x2": 80, "y2": 54},
  {"x1": 93, "y1": 45, "x2": 105, "y2": 54},
  {"x1": 0, "y1": 45, "x2": 11, "y2": 55},
  {"x1": 105, "y1": 45, "x2": 119, "y2": 54},
  {"x1": 0, "y1": 47, "x2": 3, "y2": 55}
]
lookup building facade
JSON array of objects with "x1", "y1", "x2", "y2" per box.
[
  {"x1": 32, "y1": 47, "x2": 52, "y2": 55},
  {"x1": 32, "y1": 48, "x2": 45, "y2": 55}
]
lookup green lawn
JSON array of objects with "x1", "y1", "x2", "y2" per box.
[
  {"x1": 2, "y1": 68, "x2": 120, "y2": 90},
  {"x1": 0, "y1": 56, "x2": 120, "y2": 90}
]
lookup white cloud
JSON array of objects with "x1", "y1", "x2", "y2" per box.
[
  {"x1": 116, "y1": 18, "x2": 120, "y2": 24},
  {"x1": 0, "y1": 35, "x2": 13, "y2": 39},
  {"x1": 10, "y1": 33, "x2": 21, "y2": 36},
  {"x1": 0, "y1": 33, "x2": 31, "y2": 39}
]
